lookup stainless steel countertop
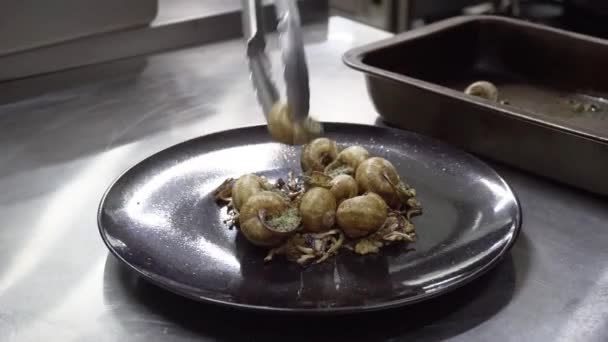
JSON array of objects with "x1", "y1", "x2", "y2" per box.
[{"x1": 1, "y1": 16, "x2": 607, "y2": 342}]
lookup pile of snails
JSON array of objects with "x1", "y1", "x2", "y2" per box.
[{"x1": 213, "y1": 138, "x2": 423, "y2": 265}]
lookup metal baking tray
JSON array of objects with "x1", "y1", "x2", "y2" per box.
[{"x1": 344, "y1": 15, "x2": 608, "y2": 196}]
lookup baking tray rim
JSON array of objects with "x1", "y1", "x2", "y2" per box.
[{"x1": 343, "y1": 15, "x2": 608, "y2": 145}]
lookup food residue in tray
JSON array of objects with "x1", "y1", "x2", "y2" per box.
[{"x1": 461, "y1": 80, "x2": 608, "y2": 130}]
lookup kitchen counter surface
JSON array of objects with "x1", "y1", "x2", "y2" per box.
[{"x1": 1, "y1": 16, "x2": 607, "y2": 342}]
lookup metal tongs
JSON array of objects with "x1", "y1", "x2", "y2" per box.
[{"x1": 242, "y1": 0, "x2": 310, "y2": 125}]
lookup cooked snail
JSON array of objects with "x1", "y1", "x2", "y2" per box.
[
  {"x1": 355, "y1": 157, "x2": 413, "y2": 209},
  {"x1": 232, "y1": 174, "x2": 272, "y2": 211},
  {"x1": 303, "y1": 172, "x2": 357, "y2": 205},
  {"x1": 239, "y1": 191, "x2": 301, "y2": 247},
  {"x1": 214, "y1": 139, "x2": 422, "y2": 265},
  {"x1": 336, "y1": 193, "x2": 388, "y2": 238},
  {"x1": 465, "y1": 81, "x2": 498, "y2": 102},
  {"x1": 213, "y1": 178, "x2": 235, "y2": 203},
  {"x1": 328, "y1": 174, "x2": 358, "y2": 204},
  {"x1": 325, "y1": 145, "x2": 369, "y2": 177},
  {"x1": 299, "y1": 187, "x2": 337, "y2": 233},
  {"x1": 301, "y1": 138, "x2": 338, "y2": 173},
  {"x1": 267, "y1": 102, "x2": 321, "y2": 145}
]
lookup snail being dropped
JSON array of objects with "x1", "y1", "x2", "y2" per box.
[
  {"x1": 464, "y1": 81, "x2": 498, "y2": 102},
  {"x1": 336, "y1": 193, "x2": 388, "y2": 238},
  {"x1": 232, "y1": 174, "x2": 273, "y2": 211},
  {"x1": 324, "y1": 145, "x2": 370, "y2": 177},
  {"x1": 299, "y1": 187, "x2": 337, "y2": 233},
  {"x1": 239, "y1": 191, "x2": 301, "y2": 247},
  {"x1": 267, "y1": 102, "x2": 321, "y2": 145},
  {"x1": 301, "y1": 138, "x2": 338, "y2": 173},
  {"x1": 355, "y1": 157, "x2": 415, "y2": 209}
]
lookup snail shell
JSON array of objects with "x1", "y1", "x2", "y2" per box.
[
  {"x1": 232, "y1": 174, "x2": 270, "y2": 211},
  {"x1": 355, "y1": 157, "x2": 406, "y2": 209},
  {"x1": 239, "y1": 191, "x2": 297, "y2": 247},
  {"x1": 267, "y1": 102, "x2": 321, "y2": 145},
  {"x1": 301, "y1": 138, "x2": 338, "y2": 173},
  {"x1": 329, "y1": 174, "x2": 358, "y2": 204},
  {"x1": 325, "y1": 145, "x2": 369, "y2": 177},
  {"x1": 336, "y1": 193, "x2": 388, "y2": 238},
  {"x1": 299, "y1": 187, "x2": 337, "y2": 233},
  {"x1": 465, "y1": 81, "x2": 498, "y2": 102}
]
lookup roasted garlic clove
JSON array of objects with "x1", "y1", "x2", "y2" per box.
[
  {"x1": 239, "y1": 191, "x2": 300, "y2": 247},
  {"x1": 329, "y1": 174, "x2": 358, "y2": 204},
  {"x1": 301, "y1": 138, "x2": 338, "y2": 173},
  {"x1": 325, "y1": 145, "x2": 369, "y2": 177},
  {"x1": 267, "y1": 102, "x2": 321, "y2": 145},
  {"x1": 232, "y1": 174, "x2": 272, "y2": 211},
  {"x1": 336, "y1": 192, "x2": 388, "y2": 238},
  {"x1": 299, "y1": 187, "x2": 337, "y2": 233},
  {"x1": 355, "y1": 157, "x2": 412, "y2": 209}
]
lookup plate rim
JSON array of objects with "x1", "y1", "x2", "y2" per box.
[{"x1": 97, "y1": 122, "x2": 523, "y2": 315}]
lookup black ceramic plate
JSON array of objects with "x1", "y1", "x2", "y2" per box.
[{"x1": 98, "y1": 123, "x2": 521, "y2": 314}]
